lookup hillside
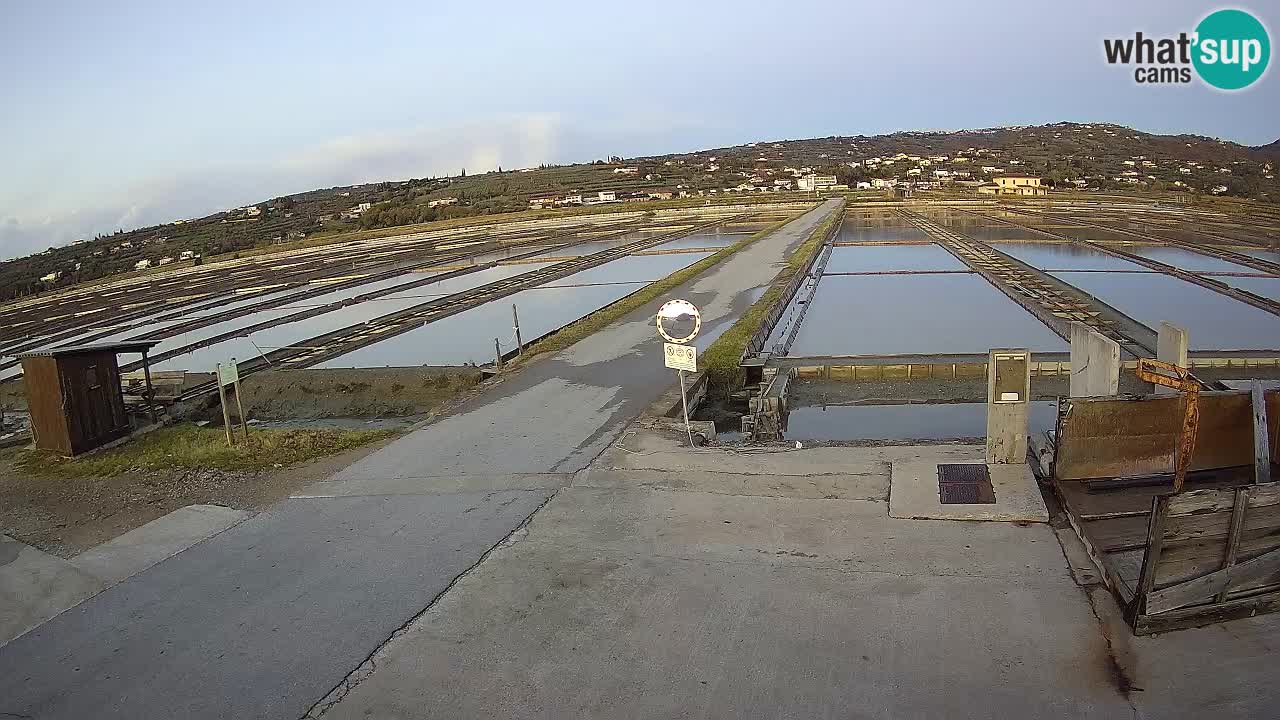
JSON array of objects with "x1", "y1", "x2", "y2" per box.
[{"x1": 4, "y1": 121, "x2": 1277, "y2": 303}]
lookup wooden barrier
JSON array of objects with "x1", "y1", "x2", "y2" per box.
[{"x1": 1052, "y1": 389, "x2": 1280, "y2": 634}]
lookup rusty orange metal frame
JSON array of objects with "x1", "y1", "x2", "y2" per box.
[{"x1": 1135, "y1": 358, "x2": 1201, "y2": 493}]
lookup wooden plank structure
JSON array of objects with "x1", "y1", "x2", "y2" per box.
[
  {"x1": 15, "y1": 341, "x2": 160, "y2": 456},
  {"x1": 1052, "y1": 388, "x2": 1280, "y2": 634}
]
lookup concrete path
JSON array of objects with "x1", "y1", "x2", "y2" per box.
[
  {"x1": 1, "y1": 506, "x2": 247, "y2": 647},
  {"x1": 0, "y1": 535, "x2": 104, "y2": 647},
  {"x1": 0, "y1": 199, "x2": 842, "y2": 720},
  {"x1": 319, "y1": 429, "x2": 1280, "y2": 720}
]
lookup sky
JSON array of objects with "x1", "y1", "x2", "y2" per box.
[{"x1": 1, "y1": 1, "x2": 1276, "y2": 259}]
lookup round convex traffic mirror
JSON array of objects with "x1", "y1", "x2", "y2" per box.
[{"x1": 656, "y1": 299, "x2": 701, "y2": 344}]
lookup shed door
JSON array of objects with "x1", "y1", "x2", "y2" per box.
[{"x1": 60, "y1": 357, "x2": 124, "y2": 452}]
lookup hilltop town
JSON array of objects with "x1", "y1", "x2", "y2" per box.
[{"x1": 3, "y1": 121, "x2": 1276, "y2": 302}]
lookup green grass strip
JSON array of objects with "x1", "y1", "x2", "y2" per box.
[
  {"x1": 19, "y1": 425, "x2": 396, "y2": 478},
  {"x1": 516, "y1": 213, "x2": 801, "y2": 362},
  {"x1": 700, "y1": 209, "x2": 841, "y2": 393}
]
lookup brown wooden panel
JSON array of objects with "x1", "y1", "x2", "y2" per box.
[
  {"x1": 19, "y1": 356, "x2": 70, "y2": 455},
  {"x1": 1147, "y1": 547, "x2": 1280, "y2": 614},
  {"x1": 51, "y1": 350, "x2": 132, "y2": 455},
  {"x1": 1088, "y1": 515, "x2": 1154, "y2": 552},
  {"x1": 1163, "y1": 504, "x2": 1280, "y2": 546},
  {"x1": 1166, "y1": 482, "x2": 1280, "y2": 516},
  {"x1": 1056, "y1": 391, "x2": 1279, "y2": 482}
]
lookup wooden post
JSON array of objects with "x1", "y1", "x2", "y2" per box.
[
  {"x1": 1253, "y1": 379, "x2": 1271, "y2": 485},
  {"x1": 1131, "y1": 495, "x2": 1169, "y2": 622},
  {"x1": 494, "y1": 338, "x2": 503, "y2": 368},
  {"x1": 232, "y1": 358, "x2": 249, "y2": 444},
  {"x1": 216, "y1": 363, "x2": 234, "y2": 447},
  {"x1": 141, "y1": 348, "x2": 158, "y2": 424},
  {"x1": 512, "y1": 304, "x2": 523, "y2": 356},
  {"x1": 1214, "y1": 488, "x2": 1250, "y2": 603}
]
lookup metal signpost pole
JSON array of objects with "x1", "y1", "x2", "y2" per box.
[
  {"x1": 657, "y1": 299, "x2": 701, "y2": 448},
  {"x1": 678, "y1": 368, "x2": 693, "y2": 446}
]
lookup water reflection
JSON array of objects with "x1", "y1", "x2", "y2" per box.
[
  {"x1": 988, "y1": 243, "x2": 1143, "y2": 271},
  {"x1": 784, "y1": 400, "x2": 1058, "y2": 441},
  {"x1": 1051, "y1": 271, "x2": 1280, "y2": 350},
  {"x1": 825, "y1": 245, "x2": 965, "y2": 273},
  {"x1": 789, "y1": 275, "x2": 1065, "y2": 356}
]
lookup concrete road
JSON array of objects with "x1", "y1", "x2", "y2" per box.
[
  {"x1": 319, "y1": 429, "x2": 1280, "y2": 720},
  {"x1": 0, "y1": 199, "x2": 842, "y2": 720}
]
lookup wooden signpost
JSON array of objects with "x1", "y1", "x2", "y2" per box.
[{"x1": 215, "y1": 358, "x2": 249, "y2": 446}]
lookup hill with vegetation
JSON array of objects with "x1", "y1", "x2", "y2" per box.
[{"x1": 3, "y1": 121, "x2": 1277, "y2": 302}]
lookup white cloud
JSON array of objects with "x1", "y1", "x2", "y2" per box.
[{"x1": 0, "y1": 113, "x2": 568, "y2": 260}]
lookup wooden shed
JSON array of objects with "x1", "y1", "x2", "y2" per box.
[{"x1": 15, "y1": 341, "x2": 160, "y2": 456}]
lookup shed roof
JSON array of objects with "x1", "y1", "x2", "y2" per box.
[{"x1": 15, "y1": 340, "x2": 161, "y2": 359}]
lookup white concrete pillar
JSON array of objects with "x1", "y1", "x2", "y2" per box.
[
  {"x1": 987, "y1": 348, "x2": 1031, "y2": 465},
  {"x1": 1155, "y1": 321, "x2": 1189, "y2": 395},
  {"x1": 1069, "y1": 322, "x2": 1121, "y2": 398}
]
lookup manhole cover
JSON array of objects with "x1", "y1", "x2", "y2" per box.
[{"x1": 937, "y1": 463, "x2": 995, "y2": 504}]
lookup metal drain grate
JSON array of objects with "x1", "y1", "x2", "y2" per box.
[{"x1": 937, "y1": 463, "x2": 996, "y2": 504}]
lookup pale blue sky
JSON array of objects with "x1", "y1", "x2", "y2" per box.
[{"x1": 1, "y1": 1, "x2": 1275, "y2": 258}]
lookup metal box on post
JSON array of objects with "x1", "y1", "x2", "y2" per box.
[{"x1": 986, "y1": 348, "x2": 1031, "y2": 465}]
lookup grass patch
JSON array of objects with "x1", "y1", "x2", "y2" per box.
[
  {"x1": 18, "y1": 424, "x2": 397, "y2": 478},
  {"x1": 516, "y1": 212, "x2": 804, "y2": 361},
  {"x1": 700, "y1": 208, "x2": 843, "y2": 393}
]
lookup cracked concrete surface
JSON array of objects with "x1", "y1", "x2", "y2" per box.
[
  {"x1": 319, "y1": 428, "x2": 1280, "y2": 719},
  {"x1": 319, "y1": 436, "x2": 1133, "y2": 719}
]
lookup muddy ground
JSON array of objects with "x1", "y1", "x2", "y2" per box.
[
  {"x1": 0, "y1": 437, "x2": 398, "y2": 559},
  {"x1": 2, "y1": 366, "x2": 484, "y2": 420},
  {"x1": 232, "y1": 366, "x2": 484, "y2": 419},
  {"x1": 787, "y1": 373, "x2": 1152, "y2": 407},
  {"x1": 787, "y1": 366, "x2": 1280, "y2": 407}
]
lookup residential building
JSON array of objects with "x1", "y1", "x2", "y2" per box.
[
  {"x1": 135, "y1": 259, "x2": 152, "y2": 270},
  {"x1": 40, "y1": 271, "x2": 61, "y2": 283},
  {"x1": 987, "y1": 175, "x2": 1048, "y2": 197},
  {"x1": 796, "y1": 174, "x2": 838, "y2": 191},
  {"x1": 427, "y1": 197, "x2": 458, "y2": 208}
]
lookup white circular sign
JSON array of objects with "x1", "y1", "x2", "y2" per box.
[{"x1": 656, "y1": 299, "x2": 700, "y2": 344}]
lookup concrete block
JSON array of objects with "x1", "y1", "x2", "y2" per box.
[
  {"x1": 986, "y1": 349, "x2": 1030, "y2": 465},
  {"x1": 888, "y1": 458, "x2": 1048, "y2": 522},
  {"x1": 1, "y1": 535, "x2": 105, "y2": 648},
  {"x1": 1069, "y1": 322, "x2": 1120, "y2": 398},
  {"x1": 70, "y1": 504, "x2": 250, "y2": 586},
  {"x1": 986, "y1": 403, "x2": 1029, "y2": 464},
  {"x1": 1156, "y1": 321, "x2": 1189, "y2": 395}
]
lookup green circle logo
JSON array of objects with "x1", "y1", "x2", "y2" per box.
[{"x1": 1193, "y1": 9, "x2": 1270, "y2": 90}]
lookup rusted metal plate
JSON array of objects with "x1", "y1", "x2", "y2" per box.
[
  {"x1": 937, "y1": 463, "x2": 996, "y2": 504},
  {"x1": 1055, "y1": 391, "x2": 1278, "y2": 482}
]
